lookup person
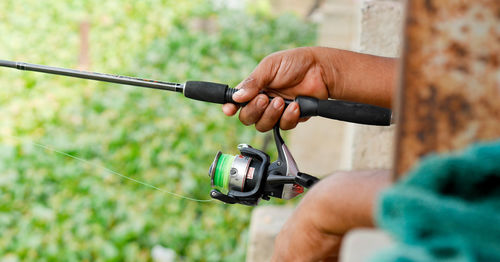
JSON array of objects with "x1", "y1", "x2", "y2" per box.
[{"x1": 222, "y1": 47, "x2": 397, "y2": 261}]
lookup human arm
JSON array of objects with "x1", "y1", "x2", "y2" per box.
[
  {"x1": 222, "y1": 47, "x2": 397, "y2": 132},
  {"x1": 271, "y1": 170, "x2": 392, "y2": 262}
]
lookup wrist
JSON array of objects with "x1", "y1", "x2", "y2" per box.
[
  {"x1": 310, "y1": 47, "x2": 345, "y2": 99},
  {"x1": 311, "y1": 47, "x2": 397, "y2": 108}
]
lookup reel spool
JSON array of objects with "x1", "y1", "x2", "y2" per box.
[{"x1": 209, "y1": 152, "x2": 259, "y2": 194}]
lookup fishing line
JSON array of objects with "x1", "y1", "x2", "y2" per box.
[{"x1": 5, "y1": 136, "x2": 213, "y2": 203}]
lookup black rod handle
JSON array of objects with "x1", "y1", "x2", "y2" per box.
[
  {"x1": 184, "y1": 81, "x2": 231, "y2": 104},
  {"x1": 183, "y1": 81, "x2": 392, "y2": 126},
  {"x1": 296, "y1": 96, "x2": 392, "y2": 126}
]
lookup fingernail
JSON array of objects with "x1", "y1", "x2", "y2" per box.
[
  {"x1": 233, "y1": 88, "x2": 246, "y2": 99},
  {"x1": 293, "y1": 103, "x2": 300, "y2": 114},
  {"x1": 273, "y1": 99, "x2": 284, "y2": 109},
  {"x1": 257, "y1": 97, "x2": 266, "y2": 108}
]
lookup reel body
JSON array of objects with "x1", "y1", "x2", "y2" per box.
[{"x1": 208, "y1": 126, "x2": 319, "y2": 206}]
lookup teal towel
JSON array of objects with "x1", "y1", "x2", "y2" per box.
[{"x1": 373, "y1": 140, "x2": 500, "y2": 262}]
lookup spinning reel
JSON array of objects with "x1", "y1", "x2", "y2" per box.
[{"x1": 208, "y1": 126, "x2": 319, "y2": 206}]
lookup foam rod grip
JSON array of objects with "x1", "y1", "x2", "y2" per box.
[
  {"x1": 184, "y1": 81, "x2": 231, "y2": 104},
  {"x1": 296, "y1": 96, "x2": 392, "y2": 126}
]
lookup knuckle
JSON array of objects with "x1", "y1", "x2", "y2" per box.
[
  {"x1": 259, "y1": 53, "x2": 281, "y2": 71},
  {"x1": 280, "y1": 121, "x2": 296, "y2": 130},
  {"x1": 299, "y1": 117, "x2": 310, "y2": 123},
  {"x1": 271, "y1": 109, "x2": 284, "y2": 120},
  {"x1": 240, "y1": 120, "x2": 252, "y2": 126},
  {"x1": 261, "y1": 54, "x2": 275, "y2": 65},
  {"x1": 268, "y1": 113, "x2": 281, "y2": 124},
  {"x1": 255, "y1": 123, "x2": 270, "y2": 133},
  {"x1": 253, "y1": 95, "x2": 268, "y2": 111},
  {"x1": 280, "y1": 110, "x2": 298, "y2": 130},
  {"x1": 238, "y1": 113, "x2": 253, "y2": 126},
  {"x1": 280, "y1": 124, "x2": 290, "y2": 130}
]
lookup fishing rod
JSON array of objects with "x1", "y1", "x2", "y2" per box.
[
  {"x1": 0, "y1": 60, "x2": 392, "y2": 126},
  {"x1": 0, "y1": 59, "x2": 393, "y2": 205}
]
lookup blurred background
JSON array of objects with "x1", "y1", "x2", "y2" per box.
[{"x1": 0, "y1": 0, "x2": 317, "y2": 261}]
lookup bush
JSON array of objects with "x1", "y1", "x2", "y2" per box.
[{"x1": 0, "y1": 1, "x2": 316, "y2": 261}]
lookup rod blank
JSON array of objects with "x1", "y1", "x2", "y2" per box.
[
  {"x1": 0, "y1": 60, "x2": 17, "y2": 69},
  {"x1": 0, "y1": 60, "x2": 184, "y2": 93}
]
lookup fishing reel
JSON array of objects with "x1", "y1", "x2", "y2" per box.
[{"x1": 208, "y1": 126, "x2": 319, "y2": 206}]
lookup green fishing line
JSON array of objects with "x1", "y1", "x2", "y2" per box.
[{"x1": 213, "y1": 154, "x2": 234, "y2": 194}]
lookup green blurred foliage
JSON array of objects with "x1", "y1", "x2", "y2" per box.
[{"x1": 0, "y1": 1, "x2": 316, "y2": 261}]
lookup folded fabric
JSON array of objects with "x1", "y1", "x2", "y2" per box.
[{"x1": 372, "y1": 140, "x2": 500, "y2": 262}]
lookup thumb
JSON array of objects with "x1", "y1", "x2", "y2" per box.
[
  {"x1": 232, "y1": 76, "x2": 261, "y2": 103},
  {"x1": 233, "y1": 55, "x2": 277, "y2": 103}
]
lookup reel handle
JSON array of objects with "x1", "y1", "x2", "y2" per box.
[
  {"x1": 184, "y1": 81, "x2": 392, "y2": 126},
  {"x1": 266, "y1": 172, "x2": 319, "y2": 188}
]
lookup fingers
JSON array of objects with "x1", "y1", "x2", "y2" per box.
[
  {"x1": 279, "y1": 102, "x2": 300, "y2": 130},
  {"x1": 299, "y1": 117, "x2": 310, "y2": 123},
  {"x1": 237, "y1": 99, "x2": 303, "y2": 132},
  {"x1": 223, "y1": 52, "x2": 284, "y2": 128},
  {"x1": 238, "y1": 94, "x2": 269, "y2": 126},
  {"x1": 255, "y1": 97, "x2": 285, "y2": 132},
  {"x1": 222, "y1": 103, "x2": 238, "y2": 116},
  {"x1": 227, "y1": 99, "x2": 305, "y2": 132}
]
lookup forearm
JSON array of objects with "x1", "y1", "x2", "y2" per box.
[
  {"x1": 301, "y1": 170, "x2": 392, "y2": 235},
  {"x1": 312, "y1": 47, "x2": 398, "y2": 108},
  {"x1": 272, "y1": 170, "x2": 392, "y2": 261}
]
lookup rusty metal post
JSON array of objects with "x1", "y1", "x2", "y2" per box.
[{"x1": 394, "y1": 0, "x2": 500, "y2": 178}]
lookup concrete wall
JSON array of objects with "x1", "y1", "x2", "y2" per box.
[
  {"x1": 247, "y1": 1, "x2": 405, "y2": 261},
  {"x1": 339, "y1": 1, "x2": 404, "y2": 261},
  {"x1": 348, "y1": 0, "x2": 404, "y2": 171},
  {"x1": 289, "y1": 0, "x2": 361, "y2": 176},
  {"x1": 247, "y1": 1, "x2": 362, "y2": 261},
  {"x1": 245, "y1": 206, "x2": 294, "y2": 262},
  {"x1": 286, "y1": 0, "x2": 404, "y2": 175}
]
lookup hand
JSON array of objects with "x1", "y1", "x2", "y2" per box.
[
  {"x1": 222, "y1": 47, "x2": 397, "y2": 132},
  {"x1": 222, "y1": 47, "x2": 331, "y2": 132},
  {"x1": 271, "y1": 170, "x2": 392, "y2": 261}
]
